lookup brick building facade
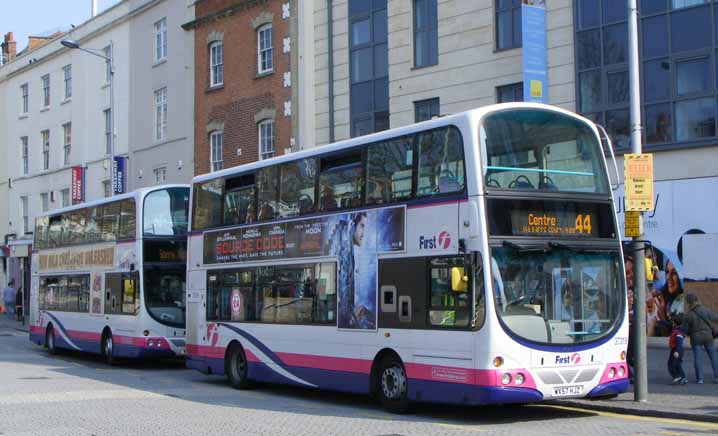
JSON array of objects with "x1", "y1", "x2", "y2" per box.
[{"x1": 184, "y1": 0, "x2": 296, "y2": 176}]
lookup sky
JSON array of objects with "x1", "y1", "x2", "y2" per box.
[{"x1": 1, "y1": 0, "x2": 121, "y2": 53}]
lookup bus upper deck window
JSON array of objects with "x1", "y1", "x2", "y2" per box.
[
  {"x1": 417, "y1": 127, "x2": 465, "y2": 197},
  {"x1": 318, "y1": 152, "x2": 363, "y2": 212}
]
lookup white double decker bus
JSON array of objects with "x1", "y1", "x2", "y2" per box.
[
  {"x1": 186, "y1": 103, "x2": 628, "y2": 412},
  {"x1": 29, "y1": 185, "x2": 190, "y2": 364}
]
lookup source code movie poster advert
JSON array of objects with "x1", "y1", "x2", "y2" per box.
[{"x1": 204, "y1": 206, "x2": 406, "y2": 330}]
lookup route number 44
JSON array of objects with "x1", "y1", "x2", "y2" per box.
[{"x1": 574, "y1": 214, "x2": 592, "y2": 235}]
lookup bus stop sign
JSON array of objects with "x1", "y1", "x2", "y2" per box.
[{"x1": 624, "y1": 153, "x2": 654, "y2": 212}]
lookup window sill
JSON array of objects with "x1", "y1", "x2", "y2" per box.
[
  {"x1": 493, "y1": 46, "x2": 522, "y2": 54},
  {"x1": 256, "y1": 70, "x2": 274, "y2": 79},
  {"x1": 207, "y1": 84, "x2": 224, "y2": 93},
  {"x1": 60, "y1": 98, "x2": 71, "y2": 106},
  {"x1": 411, "y1": 62, "x2": 439, "y2": 71},
  {"x1": 153, "y1": 58, "x2": 167, "y2": 68},
  {"x1": 18, "y1": 114, "x2": 28, "y2": 120},
  {"x1": 40, "y1": 107, "x2": 50, "y2": 113}
]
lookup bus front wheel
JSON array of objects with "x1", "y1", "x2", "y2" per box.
[
  {"x1": 101, "y1": 332, "x2": 115, "y2": 366},
  {"x1": 378, "y1": 356, "x2": 410, "y2": 414},
  {"x1": 226, "y1": 343, "x2": 252, "y2": 390},
  {"x1": 46, "y1": 325, "x2": 57, "y2": 355}
]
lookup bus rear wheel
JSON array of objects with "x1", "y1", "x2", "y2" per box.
[
  {"x1": 101, "y1": 333, "x2": 115, "y2": 366},
  {"x1": 226, "y1": 344, "x2": 252, "y2": 390},
  {"x1": 378, "y1": 356, "x2": 410, "y2": 414},
  {"x1": 46, "y1": 325, "x2": 57, "y2": 355}
]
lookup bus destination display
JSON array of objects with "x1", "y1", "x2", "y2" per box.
[{"x1": 510, "y1": 210, "x2": 597, "y2": 237}]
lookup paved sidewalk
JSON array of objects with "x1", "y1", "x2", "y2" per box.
[
  {"x1": 557, "y1": 343, "x2": 718, "y2": 422},
  {"x1": 0, "y1": 314, "x2": 28, "y2": 333}
]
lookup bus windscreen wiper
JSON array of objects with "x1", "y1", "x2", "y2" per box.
[
  {"x1": 546, "y1": 241, "x2": 573, "y2": 251},
  {"x1": 502, "y1": 240, "x2": 543, "y2": 252}
]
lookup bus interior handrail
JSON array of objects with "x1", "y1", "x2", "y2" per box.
[{"x1": 594, "y1": 123, "x2": 620, "y2": 192}]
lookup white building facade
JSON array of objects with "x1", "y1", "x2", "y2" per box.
[{"x1": 0, "y1": 0, "x2": 194, "y2": 294}]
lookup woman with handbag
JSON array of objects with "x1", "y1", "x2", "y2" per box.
[{"x1": 684, "y1": 294, "x2": 718, "y2": 384}]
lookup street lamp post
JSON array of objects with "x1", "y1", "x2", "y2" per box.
[{"x1": 61, "y1": 39, "x2": 116, "y2": 195}]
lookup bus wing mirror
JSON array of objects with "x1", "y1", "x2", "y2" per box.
[{"x1": 451, "y1": 267, "x2": 468, "y2": 292}]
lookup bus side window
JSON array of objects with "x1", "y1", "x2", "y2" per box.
[
  {"x1": 86, "y1": 207, "x2": 101, "y2": 243},
  {"x1": 35, "y1": 216, "x2": 49, "y2": 249},
  {"x1": 223, "y1": 174, "x2": 256, "y2": 226},
  {"x1": 100, "y1": 202, "x2": 120, "y2": 242},
  {"x1": 193, "y1": 178, "x2": 224, "y2": 231},
  {"x1": 119, "y1": 199, "x2": 136, "y2": 240},
  {"x1": 366, "y1": 137, "x2": 414, "y2": 205},
  {"x1": 48, "y1": 216, "x2": 63, "y2": 248},
  {"x1": 318, "y1": 152, "x2": 364, "y2": 212},
  {"x1": 416, "y1": 127, "x2": 465, "y2": 197},
  {"x1": 257, "y1": 166, "x2": 279, "y2": 221},
  {"x1": 279, "y1": 158, "x2": 317, "y2": 217}
]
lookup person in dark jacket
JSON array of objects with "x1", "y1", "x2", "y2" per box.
[
  {"x1": 15, "y1": 286, "x2": 23, "y2": 322},
  {"x1": 683, "y1": 294, "x2": 718, "y2": 384}
]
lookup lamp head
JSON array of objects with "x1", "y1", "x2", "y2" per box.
[{"x1": 61, "y1": 39, "x2": 80, "y2": 49}]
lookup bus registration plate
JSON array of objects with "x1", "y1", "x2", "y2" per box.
[{"x1": 553, "y1": 385, "x2": 582, "y2": 397}]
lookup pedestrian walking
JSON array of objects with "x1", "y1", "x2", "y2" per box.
[
  {"x1": 683, "y1": 294, "x2": 718, "y2": 384},
  {"x1": 15, "y1": 286, "x2": 23, "y2": 322},
  {"x1": 3, "y1": 280, "x2": 16, "y2": 318},
  {"x1": 668, "y1": 313, "x2": 687, "y2": 385}
]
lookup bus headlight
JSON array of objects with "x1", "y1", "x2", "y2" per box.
[
  {"x1": 608, "y1": 367, "x2": 616, "y2": 379},
  {"x1": 493, "y1": 356, "x2": 504, "y2": 368},
  {"x1": 501, "y1": 373, "x2": 512, "y2": 385},
  {"x1": 618, "y1": 366, "x2": 625, "y2": 377},
  {"x1": 148, "y1": 340, "x2": 154, "y2": 347},
  {"x1": 514, "y1": 373, "x2": 525, "y2": 385}
]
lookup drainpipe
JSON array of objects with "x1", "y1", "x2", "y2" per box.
[{"x1": 327, "y1": 0, "x2": 335, "y2": 143}]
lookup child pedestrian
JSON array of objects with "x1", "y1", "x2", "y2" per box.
[{"x1": 668, "y1": 313, "x2": 688, "y2": 385}]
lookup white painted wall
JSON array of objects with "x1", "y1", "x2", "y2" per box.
[
  {"x1": 0, "y1": 1, "x2": 132, "y2": 240},
  {"x1": 128, "y1": 0, "x2": 195, "y2": 188}
]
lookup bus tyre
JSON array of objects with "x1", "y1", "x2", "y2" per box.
[
  {"x1": 46, "y1": 325, "x2": 57, "y2": 355},
  {"x1": 378, "y1": 356, "x2": 410, "y2": 414},
  {"x1": 227, "y1": 344, "x2": 252, "y2": 390},
  {"x1": 102, "y1": 333, "x2": 115, "y2": 366}
]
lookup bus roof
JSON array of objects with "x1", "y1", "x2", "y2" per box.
[
  {"x1": 35, "y1": 183, "x2": 190, "y2": 219},
  {"x1": 191, "y1": 102, "x2": 596, "y2": 185}
]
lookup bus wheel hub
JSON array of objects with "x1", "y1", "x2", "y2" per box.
[{"x1": 382, "y1": 366, "x2": 406, "y2": 399}]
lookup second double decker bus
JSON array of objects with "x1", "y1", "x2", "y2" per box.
[
  {"x1": 186, "y1": 103, "x2": 627, "y2": 412},
  {"x1": 29, "y1": 185, "x2": 190, "y2": 364}
]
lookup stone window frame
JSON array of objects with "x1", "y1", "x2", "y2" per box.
[
  {"x1": 257, "y1": 24, "x2": 274, "y2": 75},
  {"x1": 209, "y1": 40, "x2": 224, "y2": 88},
  {"x1": 208, "y1": 120, "x2": 225, "y2": 173}
]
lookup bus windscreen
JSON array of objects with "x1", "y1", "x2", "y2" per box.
[{"x1": 481, "y1": 109, "x2": 609, "y2": 194}]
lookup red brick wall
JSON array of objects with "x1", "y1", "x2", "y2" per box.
[{"x1": 192, "y1": 0, "x2": 292, "y2": 176}]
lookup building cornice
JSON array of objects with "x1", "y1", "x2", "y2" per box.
[{"x1": 182, "y1": 0, "x2": 268, "y2": 30}]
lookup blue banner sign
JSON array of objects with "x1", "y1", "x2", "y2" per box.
[
  {"x1": 522, "y1": 1, "x2": 547, "y2": 103},
  {"x1": 112, "y1": 156, "x2": 127, "y2": 195}
]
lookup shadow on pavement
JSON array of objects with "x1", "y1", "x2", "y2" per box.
[{"x1": 7, "y1": 341, "x2": 601, "y2": 426}]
